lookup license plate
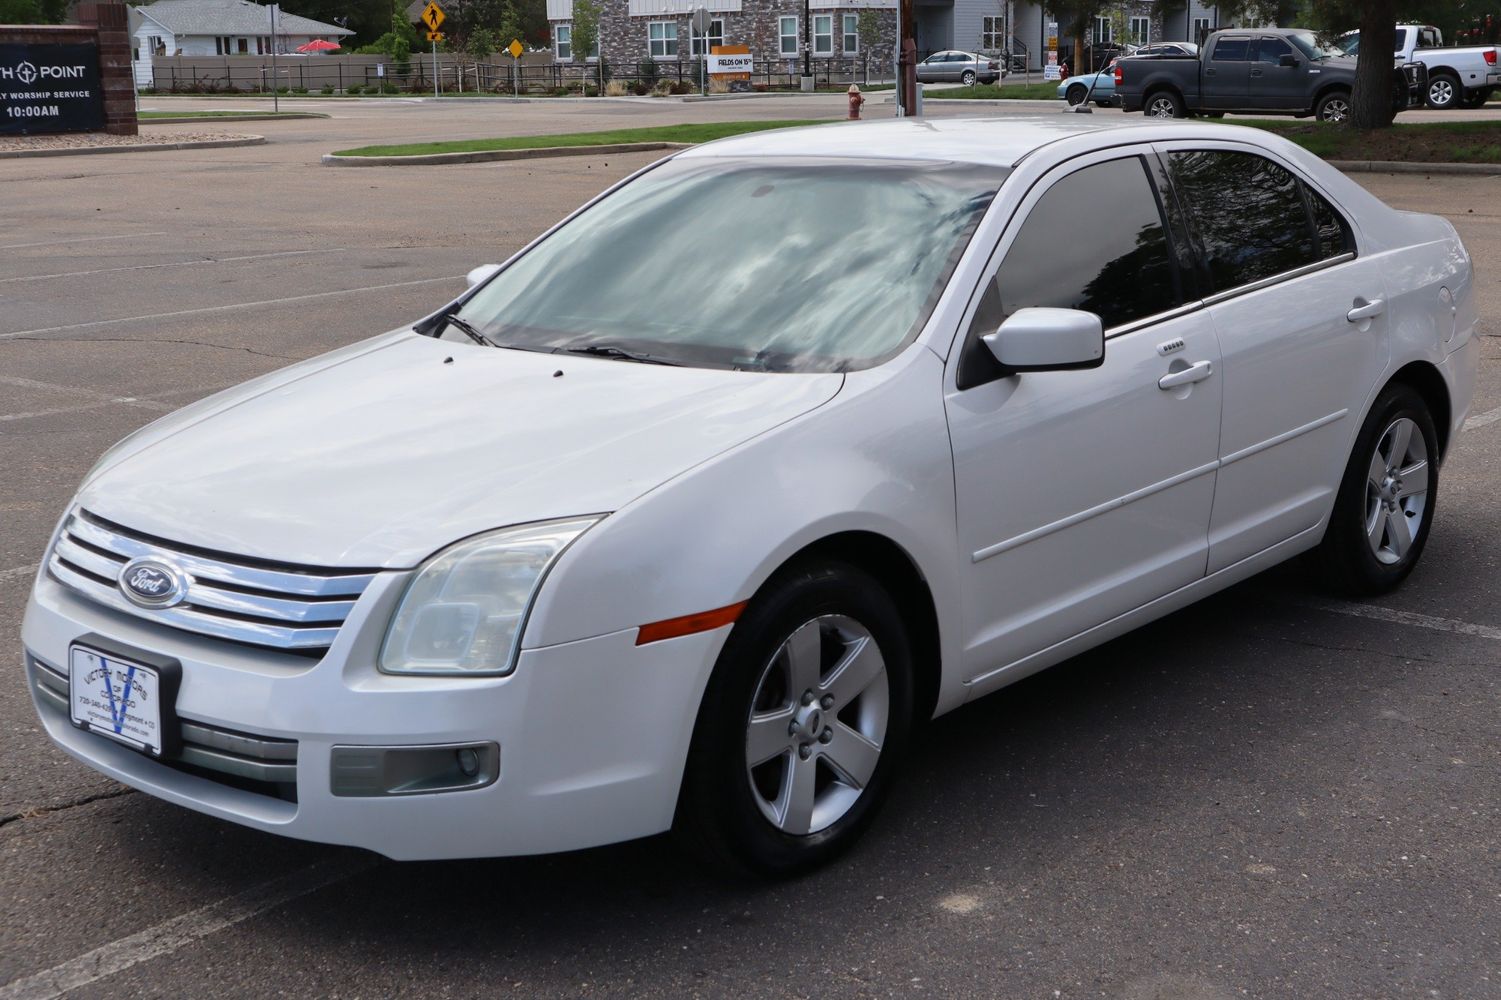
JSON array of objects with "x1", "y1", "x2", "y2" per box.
[{"x1": 69, "y1": 645, "x2": 165, "y2": 756}]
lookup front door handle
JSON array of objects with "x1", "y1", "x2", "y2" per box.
[
  {"x1": 1347, "y1": 298, "x2": 1386, "y2": 322},
  {"x1": 1158, "y1": 360, "x2": 1213, "y2": 389}
]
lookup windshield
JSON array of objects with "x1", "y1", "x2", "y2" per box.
[
  {"x1": 453, "y1": 156, "x2": 1005, "y2": 372},
  {"x1": 1289, "y1": 30, "x2": 1343, "y2": 61},
  {"x1": 1337, "y1": 28, "x2": 1407, "y2": 56}
]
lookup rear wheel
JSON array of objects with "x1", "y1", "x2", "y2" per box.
[
  {"x1": 1316, "y1": 89, "x2": 1352, "y2": 122},
  {"x1": 1065, "y1": 84, "x2": 1087, "y2": 105},
  {"x1": 1316, "y1": 384, "x2": 1439, "y2": 595},
  {"x1": 1426, "y1": 73, "x2": 1460, "y2": 109},
  {"x1": 675, "y1": 560, "x2": 915, "y2": 876},
  {"x1": 1461, "y1": 88, "x2": 1492, "y2": 109},
  {"x1": 1145, "y1": 90, "x2": 1184, "y2": 118}
]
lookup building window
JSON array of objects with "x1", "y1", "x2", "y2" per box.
[
  {"x1": 981, "y1": 15, "x2": 1003, "y2": 50},
  {"x1": 813, "y1": 15, "x2": 832, "y2": 55},
  {"x1": 1191, "y1": 17, "x2": 1210, "y2": 44},
  {"x1": 842, "y1": 13, "x2": 858, "y2": 53},
  {"x1": 690, "y1": 18, "x2": 725, "y2": 55},
  {"x1": 1129, "y1": 16, "x2": 1149, "y2": 45},
  {"x1": 779, "y1": 16, "x2": 797, "y2": 56},
  {"x1": 649, "y1": 21, "x2": 678, "y2": 58},
  {"x1": 554, "y1": 24, "x2": 571, "y2": 60},
  {"x1": 1092, "y1": 16, "x2": 1111, "y2": 45},
  {"x1": 237, "y1": 37, "x2": 249, "y2": 53}
]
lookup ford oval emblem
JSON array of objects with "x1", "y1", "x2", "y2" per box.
[{"x1": 118, "y1": 557, "x2": 188, "y2": 609}]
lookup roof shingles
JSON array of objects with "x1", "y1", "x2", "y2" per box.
[{"x1": 133, "y1": 0, "x2": 353, "y2": 37}]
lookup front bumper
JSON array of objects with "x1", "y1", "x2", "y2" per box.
[{"x1": 21, "y1": 570, "x2": 727, "y2": 859}]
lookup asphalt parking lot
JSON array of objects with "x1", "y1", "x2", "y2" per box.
[{"x1": 2, "y1": 99, "x2": 1500, "y2": 999}]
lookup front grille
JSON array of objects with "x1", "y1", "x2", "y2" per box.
[
  {"x1": 30, "y1": 654, "x2": 298, "y2": 800},
  {"x1": 47, "y1": 508, "x2": 377, "y2": 657}
]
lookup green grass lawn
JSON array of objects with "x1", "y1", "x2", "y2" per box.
[
  {"x1": 926, "y1": 82, "x2": 1059, "y2": 100},
  {"x1": 333, "y1": 120, "x2": 820, "y2": 157},
  {"x1": 1237, "y1": 119, "x2": 1501, "y2": 164}
]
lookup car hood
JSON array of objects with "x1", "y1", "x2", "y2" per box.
[{"x1": 78, "y1": 332, "x2": 843, "y2": 568}]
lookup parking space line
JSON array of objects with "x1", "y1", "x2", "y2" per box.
[
  {"x1": 0, "y1": 275, "x2": 461, "y2": 340},
  {"x1": 1293, "y1": 597, "x2": 1501, "y2": 641},
  {"x1": 1464, "y1": 403, "x2": 1501, "y2": 432},
  {"x1": 0, "y1": 856, "x2": 377, "y2": 1000},
  {"x1": 0, "y1": 233, "x2": 169, "y2": 251},
  {"x1": 0, "y1": 249, "x2": 349, "y2": 285}
]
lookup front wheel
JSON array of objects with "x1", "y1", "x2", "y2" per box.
[
  {"x1": 1065, "y1": 84, "x2": 1087, "y2": 106},
  {"x1": 1426, "y1": 73, "x2": 1460, "y2": 109},
  {"x1": 961, "y1": 69, "x2": 977, "y2": 86},
  {"x1": 1315, "y1": 384, "x2": 1439, "y2": 595},
  {"x1": 1316, "y1": 90, "x2": 1351, "y2": 122},
  {"x1": 1144, "y1": 90, "x2": 1184, "y2": 118},
  {"x1": 675, "y1": 561, "x2": 915, "y2": 876}
]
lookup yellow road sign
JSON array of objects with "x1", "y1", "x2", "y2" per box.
[
  {"x1": 427, "y1": 29, "x2": 444, "y2": 41},
  {"x1": 507, "y1": 38, "x2": 523, "y2": 58},
  {"x1": 420, "y1": 0, "x2": 445, "y2": 31}
]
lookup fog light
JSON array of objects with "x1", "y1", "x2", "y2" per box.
[{"x1": 330, "y1": 742, "x2": 499, "y2": 797}]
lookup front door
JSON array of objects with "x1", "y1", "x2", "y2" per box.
[
  {"x1": 1159, "y1": 143, "x2": 1391, "y2": 573},
  {"x1": 1249, "y1": 36, "x2": 1303, "y2": 109},
  {"x1": 945, "y1": 150, "x2": 1223, "y2": 690}
]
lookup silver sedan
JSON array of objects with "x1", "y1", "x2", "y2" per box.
[{"x1": 916, "y1": 49, "x2": 1002, "y2": 85}]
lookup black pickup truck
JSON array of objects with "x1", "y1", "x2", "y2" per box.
[{"x1": 1117, "y1": 27, "x2": 1427, "y2": 122}]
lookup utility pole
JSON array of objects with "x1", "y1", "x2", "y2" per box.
[
  {"x1": 269, "y1": 3, "x2": 278, "y2": 111},
  {"x1": 897, "y1": 0, "x2": 915, "y2": 114},
  {"x1": 800, "y1": 0, "x2": 812, "y2": 90}
]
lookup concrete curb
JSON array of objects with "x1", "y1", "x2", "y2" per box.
[
  {"x1": 321, "y1": 140, "x2": 691, "y2": 166},
  {"x1": 0, "y1": 135, "x2": 266, "y2": 159},
  {"x1": 1327, "y1": 159, "x2": 1501, "y2": 176},
  {"x1": 142, "y1": 113, "x2": 328, "y2": 123}
]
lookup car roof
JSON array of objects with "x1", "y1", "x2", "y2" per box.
[{"x1": 679, "y1": 116, "x2": 1174, "y2": 168}]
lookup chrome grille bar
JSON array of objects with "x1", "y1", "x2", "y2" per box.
[{"x1": 48, "y1": 509, "x2": 375, "y2": 653}]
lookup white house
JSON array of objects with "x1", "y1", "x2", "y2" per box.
[{"x1": 129, "y1": 0, "x2": 353, "y2": 86}]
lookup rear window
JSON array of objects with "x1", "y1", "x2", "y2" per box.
[
  {"x1": 1211, "y1": 37, "x2": 1250, "y2": 61},
  {"x1": 1166, "y1": 150, "x2": 1354, "y2": 292}
]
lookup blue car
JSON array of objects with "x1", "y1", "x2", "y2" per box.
[{"x1": 1058, "y1": 59, "x2": 1118, "y2": 107}]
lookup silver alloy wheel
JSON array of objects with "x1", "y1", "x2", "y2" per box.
[
  {"x1": 745, "y1": 614, "x2": 889, "y2": 836},
  {"x1": 1428, "y1": 78, "x2": 1454, "y2": 107},
  {"x1": 1147, "y1": 95, "x2": 1177, "y2": 118},
  {"x1": 962, "y1": 70, "x2": 976, "y2": 85},
  {"x1": 1320, "y1": 97, "x2": 1350, "y2": 122},
  {"x1": 1365, "y1": 416, "x2": 1429, "y2": 565}
]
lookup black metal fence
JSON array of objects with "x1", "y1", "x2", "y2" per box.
[{"x1": 143, "y1": 54, "x2": 893, "y2": 95}]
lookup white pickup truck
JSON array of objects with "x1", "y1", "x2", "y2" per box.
[{"x1": 1339, "y1": 25, "x2": 1501, "y2": 109}]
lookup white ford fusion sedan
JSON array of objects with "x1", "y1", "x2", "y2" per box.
[{"x1": 23, "y1": 117, "x2": 1478, "y2": 874}]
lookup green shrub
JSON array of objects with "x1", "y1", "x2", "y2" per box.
[
  {"x1": 345, "y1": 83, "x2": 363, "y2": 94},
  {"x1": 292, "y1": 86, "x2": 308, "y2": 94},
  {"x1": 669, "y1": 80, "x2": 692, "y2": 95},
  {"x1": 321, "y1": 85, "x2": 334, "y2": 94}
]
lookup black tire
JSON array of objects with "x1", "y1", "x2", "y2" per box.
[
  {"x1": 1144, "y1": 89, "x2": 1184, "y2": 118},
  {"x1": 1315, "y1": 89, "x2": 1352, "y2": 122},
  {"x1": 1316, "y1": 383, "x2": 1439, "y2": 596},
  {"x1": 1202, "y1": 111, "x2": 1225, "y2": 118},
  {"x1": 1461, "y1": 89, "x2": 1490, "y2": 109},
  {"x1": 1426, "y1": 72, "x2": 1460, "y2": 109},
  {"x1": 1065, "y1": 84, "x2": 1087, "y2": 106},
  {"x1": 675, "y1": 559, "x2": 915, "y2": 877},
  {"x1": 961, "y1": 69, "x2": 977, "y2": 86}
]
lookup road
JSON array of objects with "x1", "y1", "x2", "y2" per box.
[{"x1": 2, "y1": 98, "x2": 1499, "y2": 999}]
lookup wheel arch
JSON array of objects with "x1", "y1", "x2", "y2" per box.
[
  {"x1": 1142, "y1": 82, "x2": 1183, "y2": 105},
  {"x1": 1387, "y1": 360, "x2": 1453, "y2": 459},
  {"x1": 765, "y1": 530, "x2": 943, "y2": 724},
  {"x1": 1313, "y1": 82, "x2": 1351, "y2": 107},
  {"x1": 1425, "y1": 66, "x2": 1460, "y2": 83}
]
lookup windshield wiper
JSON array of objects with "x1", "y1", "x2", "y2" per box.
[
  {"x1": 561, "y1": 344, "x2": 682, "y2": 366},
  {"x1": 441, "y1": 313, "x2": 494, "y2": 347}
]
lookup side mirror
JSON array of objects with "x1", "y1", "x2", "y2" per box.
[
  {"x1": 982, "y1": 308, "x2": 1104, "y2": 373},
  {"x1": 1279, "y1": 53, "x2": 1299, "y2": 67},
  {"x1": 466, "y1": 263, "x2": 502, "y2": 288}
]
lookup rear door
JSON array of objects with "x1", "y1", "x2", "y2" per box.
[
  {"x1": 1159, "y1": 143, "x2": 1391, "y2": 573},
  {"x1": 1250, "y1": 36, "x2": 1302, "y2": 109},
  {"x1": 1202, "y1": 34, "x2": 1253, "y2": 109}
]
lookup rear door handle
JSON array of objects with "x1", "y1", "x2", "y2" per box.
[
  {"x1": 1347, "y1": 298, "x2": 1386, "y2": 322},
  {"x1": 1158, "y1": 360, "x2": 1213, "y2": 389}
]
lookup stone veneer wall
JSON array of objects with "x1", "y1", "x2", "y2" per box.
[{"x1": 561, "y1": 0, "x2": 896, "y2": 76}]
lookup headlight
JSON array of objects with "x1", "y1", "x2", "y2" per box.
[{"x1": 379, "y1": 517, "x2": 601, "y2": 676}]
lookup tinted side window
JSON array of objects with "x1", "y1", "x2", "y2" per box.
[
  {"x1": 1307, "y1": 184, "x2": 1355, "y2": 260},
  {"x1": 1166, "y1": 150, "x2": 1319, "y2": 290},
  {"x1": 1212, "y1": 37, "x2": 1250, "y2": 60},
  {"x1": 966, "y1": 156, "x2": 1179, "y2": 359},
  {"x1": 1257, "y1": 38, "x2": 1292, "y2": 64}
]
